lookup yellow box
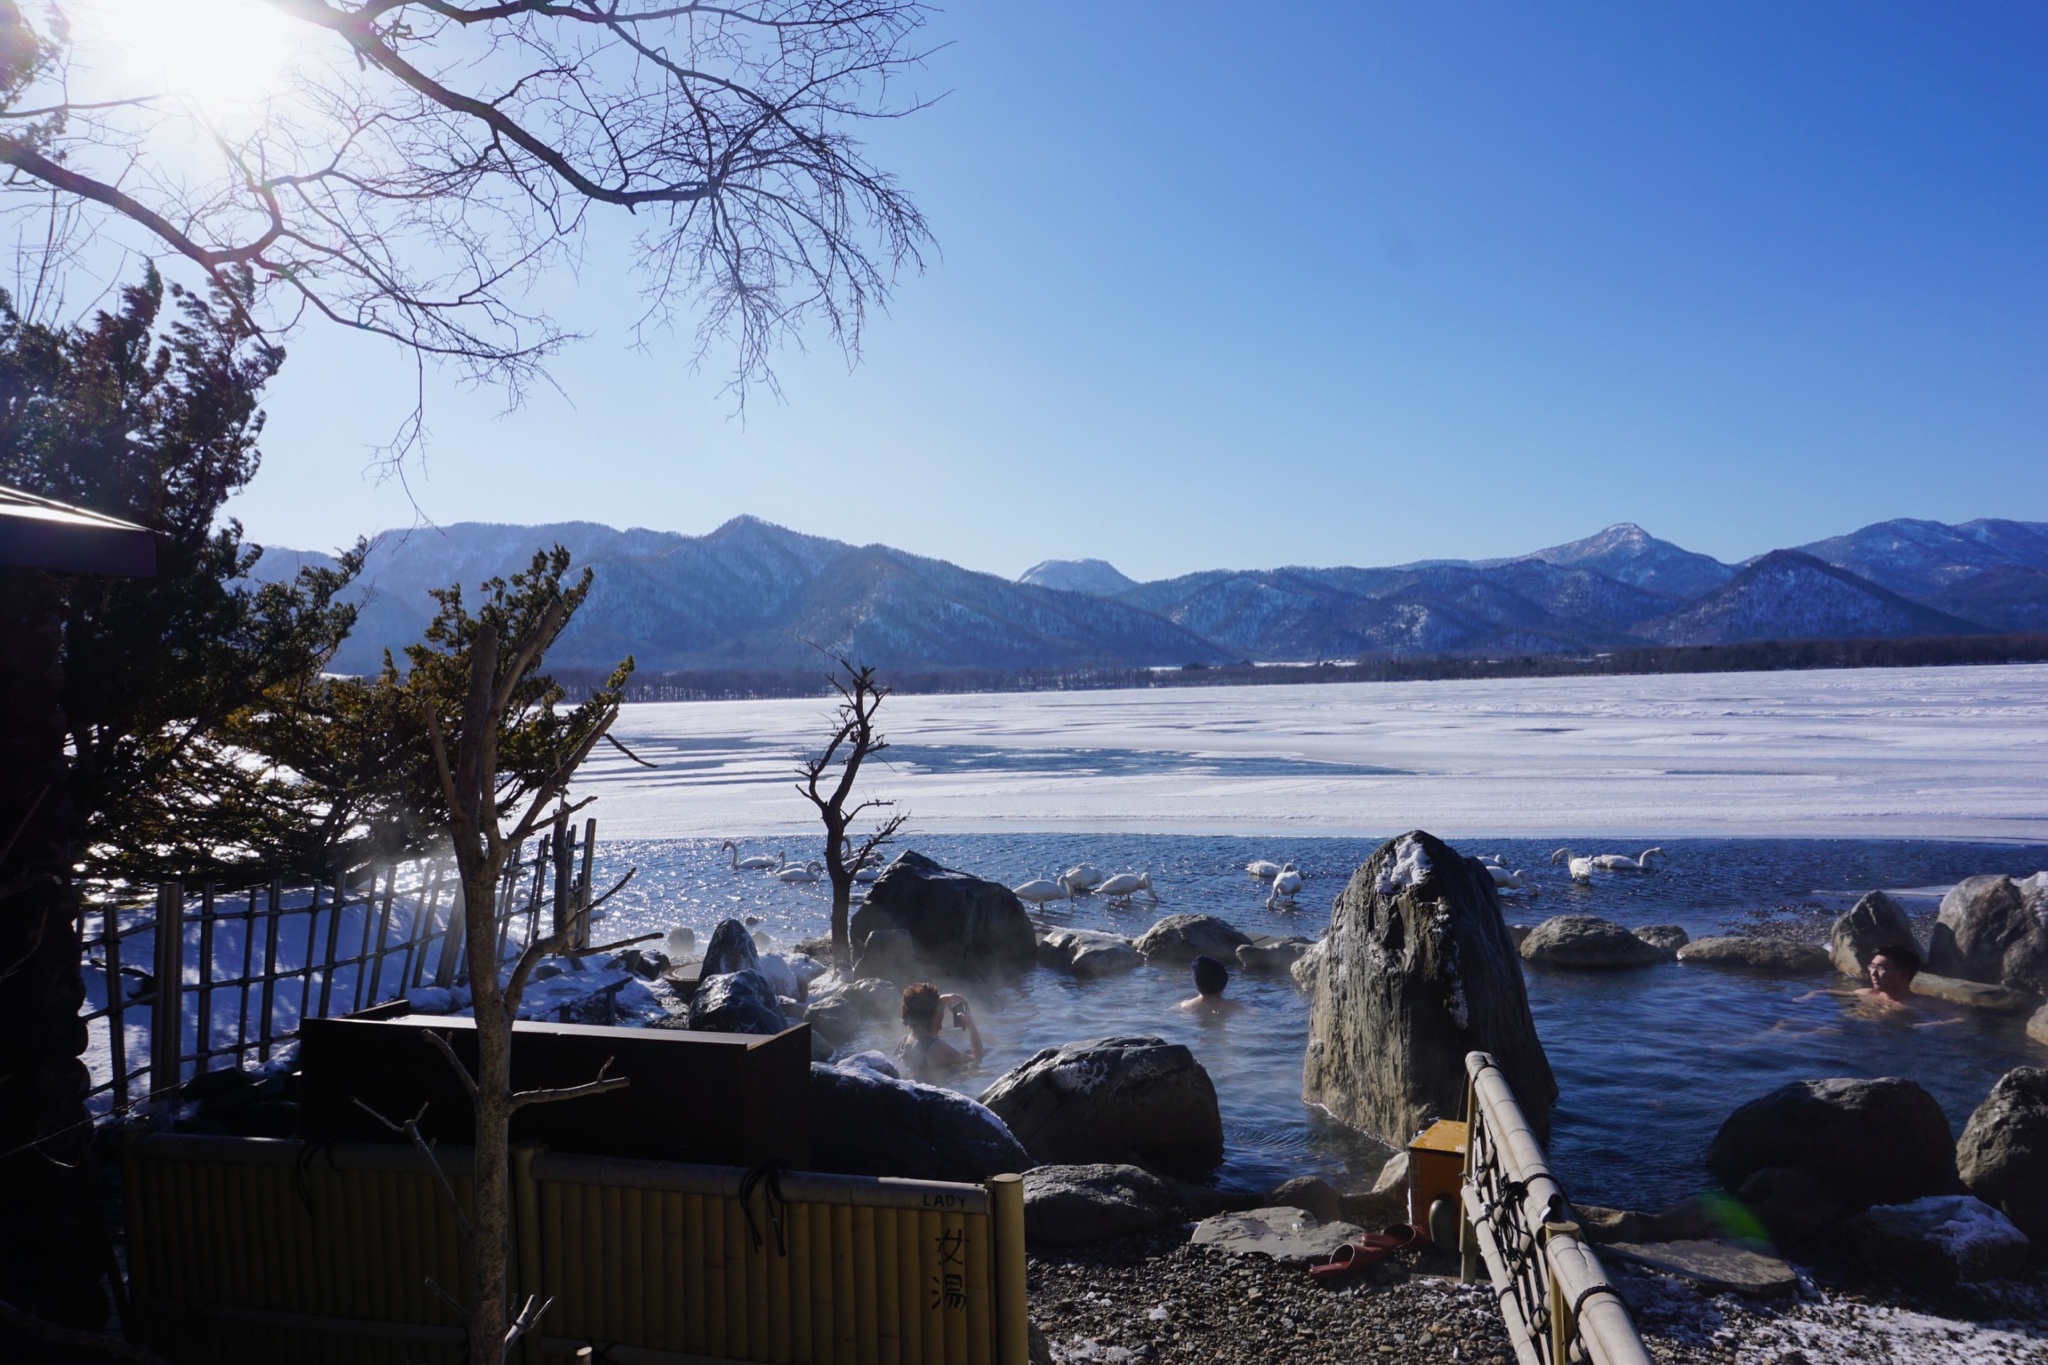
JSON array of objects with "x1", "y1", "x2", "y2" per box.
[{"x1": 1406, "y1": 1119, "x2": 1468, "y2": 1241}]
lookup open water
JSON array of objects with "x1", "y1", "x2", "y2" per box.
[{"x1": 591, "y1": 834, "x2": 2047, "y2": 1213}]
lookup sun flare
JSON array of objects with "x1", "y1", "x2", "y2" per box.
[{"x1": 70, "y1": 0, "x2": 309, "y2": 116}]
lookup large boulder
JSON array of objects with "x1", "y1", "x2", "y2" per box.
[
  {"x1": 2032, "y1": 1002, "x2": 2048, "y2": 1046},
  {"x1": 1132, "y1": 913, "x2": 1252, "y2": 964},
  {"x1": 808, "y1": 1055, "x2": 1032, "y2": 1183},
  {"x1": 1911, "y1": 974, "x2": 2036, "y2": 1012},
  {"x1": 802, "y1": 994, "x2": 865, "y2": 1047},
  {"x1": 1521, "y1": 915, "x2": 1672, "y2": 968},
  {"x1": 979, "y1": 1035, "x2": 1224, "y2": 1178},
  {"x1": 1830, "y1": 891, "x2": 1917, "y2": 978},
  {"x1": 1022, "y1": 1164, "x2": 1183, "y2": 1247},
  {"x1": 850, "y1": 852, "x2": 1037, "y2": 977},
  {"x1": 685, "y1": 969, "x2": 786, "y2": 1035},
  {"x1": 1843, "y1": 1195, "x2": 2031, "y2": 1283},
  {"x1": 1302, "y1": 831, "x2": 1556, "y2": 1148},
  {"x1": 1957, "y1": 1067, "x2": 2048, "y2": 1243},
  {"x1": 1675, "y1": 937, "x2": 1831, "y2": 975},
  {"x1": 1927, "y1": 873, "x2": 2048, "y2": 997},
  {"x1": 1290, "y1": 937, "x2": 1329, "y2": 991},
  {"x1": 1706, "y1": 1078, "x2": 1960, "y2": 1238},
  {"x1": 698, "y1": 918, "x2": 760, "y2": 978}
]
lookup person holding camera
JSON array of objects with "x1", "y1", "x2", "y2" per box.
[{"x1": 896, "y1": 982, "x2": 985, "y2": 1078}]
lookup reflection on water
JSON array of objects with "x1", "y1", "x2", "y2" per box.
[{"x1": 592, "y1": 834, "x2": 2047, "y2": 1208}]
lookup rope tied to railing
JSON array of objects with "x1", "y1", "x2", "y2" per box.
[{"x1": 739, "y1": 1158, "x2": 791, "y2": 1257}]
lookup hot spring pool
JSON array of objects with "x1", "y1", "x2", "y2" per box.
[{"x1": 589, "y1": 834, "x2": 2046, "y2": 1212}]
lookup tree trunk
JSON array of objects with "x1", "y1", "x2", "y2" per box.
[
  {"x1": 0, "y1": 571, "x2": 109, "y2": 1341},
  {"x1": 457, "y1": 857, "x2": 512, "y2": 1364}
]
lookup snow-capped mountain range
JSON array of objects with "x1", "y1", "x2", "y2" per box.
[{"x1": 255, "y1": 517, "x2": 2048, "y2": 676}]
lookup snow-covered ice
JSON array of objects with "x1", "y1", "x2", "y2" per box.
[{"x1": 585, "y1": 664, "x2": 2048, "y2": 839}]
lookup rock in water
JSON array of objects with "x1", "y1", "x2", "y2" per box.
[
  {"x1": 1237, "y1": 938, "x2": 1313, "y2": 972},
  {"x1": 1831, "y1": 890, "x2": 1917, "y2": 978},
  {"x1": 979, "y1": 1035, "x2": 1224, "y2": 1178},
  {"x1": 1302, "y1": 830, "x2": 1556, "y2": 1148},
  {"x1": 2031, "y1": 1002, "x2": 2048, "y2": 1047},
  {"x1": 1705, "y1": 1078, "x2": 1960, "y2": 1238},
  {"x1": 802, "y1": 995, "x2": 864, "y2": 1047},
  {"x1": 1957, "y1": 1067, "x2": 2048, "y2": 1243},
  {"x1": 1132, "y1": 913, "x2": 1252, "y2": 964},
  {"x1": 1521, "y1": 915, "x2": 1672, "y2": 968},
  {"x1": 808, "y1": 1059, "x2": 1031, "y2": 1183},
  {"x1": 1038, "y1": 928, "x2": 1141, "y2": 979},
  {"x1": 1290, "y1": 937, "x2": 1329, "y2": 991},
  {"x1": 1844, "y1": 1195, "x2": 2031, "y2": 1283},
  {"x1": 698, "y1": 918, "x2": 760, "y2": 978},
  {"x1": 850, "y1": 851, "x2": 1037, "y2": 977},
  {"x1": 1635, "y1": 925, "x2": 1690, "y2": 953},
  {"x1": 1675, "y1": 937, "x2": 1831, "y2": 974},
  {"x1": 1910, "y1": 973, "x2": 2036, "y2": 1012},
  {"x1": 685, "y1": 969, "x2": 786, "y2": 1035},
  {"x1": 1927, "y1": 873, "x2": 2048, "y2": 996},
  {"x1": 1022, "y1": 1164, "x2": 1183, "y2": 1247}
]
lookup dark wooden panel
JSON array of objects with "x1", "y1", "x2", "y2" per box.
[{"x1": 298, "y1": 1014, "x2": 809, "y2": 1167}]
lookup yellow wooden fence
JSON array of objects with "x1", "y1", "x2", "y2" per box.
[{"x1": 125, "y1": 1134, "x2": 1028, "y2": 1365}]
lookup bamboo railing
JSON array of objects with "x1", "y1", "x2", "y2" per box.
[{"x1": 1458, "y1": 1051, "x2": 1652, "y2": 1365}]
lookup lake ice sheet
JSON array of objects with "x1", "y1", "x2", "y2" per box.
[{"x1": 585, "y1": 664, "x2": 2048, "y2": 840}]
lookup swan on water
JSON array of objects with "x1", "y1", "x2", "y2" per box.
[
  {"x1": 1013, "y1": 876, "x2": 1072, "y2": 904},
  {"x1": 1550, "y1": 848, "x2": 1595, "y2": 884},
  {"x1": 853, "y1": 864, "x2": 880, "y2": 884},
  {"x1": 1097, "y1": 870, "x2": 1157, "y2": 905},
  {"x1": 841, "y1": 838, "x2": 884, "y2": 883},
  {"x1": 775, "y1": 860, "x2": 823, "y2": 884},
  {"x1": 723, "y1": 840, "x2": 782, "y2": 872},
  {"x1": 1488, "y1": 865, "x2": 1539, "y2": 895},
  {"x1": 1062, "y1": 864, "x2": 1105, "y2": 894},
  {"x1": 1246, "y1": 859, "x2": 1283, "y2": 880},
  {"x1": 1591, "y1": 847, "x2": 1666, "y2": 872},
  {"x1": 1271, "y1": 863, "x2": 1304, "y2": 898}
]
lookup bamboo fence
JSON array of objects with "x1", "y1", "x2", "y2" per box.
[{"x1": 78, "y1": 820, "x2": 603, "y2": 1118}]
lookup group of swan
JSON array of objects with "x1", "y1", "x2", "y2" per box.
[
  {"x1": 1012, "y1": 864, "x2": 1157, "y2": 906},
  {"x1": 1549, "y1": 846, "x2": 1665, "y2": 885},
  {"x1": 722, "y1": 840, "x2": 882, "y2": 887},
  {"x1": 1247, "y1": 858, "x2": 1305, "y2": 909}
]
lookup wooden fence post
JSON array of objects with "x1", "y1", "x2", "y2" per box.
[
  {"x1": 150, "y1": 882, "x2": 184, "y2": 1100},
  {"x1": 105, "y1": 901, "x2": 129, "y2": 1112}
]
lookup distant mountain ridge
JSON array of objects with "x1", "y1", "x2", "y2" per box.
[{"x1": 255, "y1": 515, "x2": 2048, "y2": 676}]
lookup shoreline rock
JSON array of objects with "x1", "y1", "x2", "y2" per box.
[
  {"x1": 1521, "y1": 914, "x2": 1672, "y2": 969},
  {"x1": 1928, "y1": 872, "x2": 2048, "y2": 997},
  {"x1": 1911, "y1": 972, "x2": 2037, "y2": 1012},
  {"x1": 1958, "y1": 1067, "x2": 2048, "y2": 1243},
  {"x1": 1134, "y1": 913, "x2": 1252, "y2": 964},
  {"x1": 1675, "y1": 936, "x2": 1830, "y2": 974}
]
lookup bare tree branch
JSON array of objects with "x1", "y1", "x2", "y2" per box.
[{"x1": 0, "y1": 0, "x2": 936, "y2": 430}]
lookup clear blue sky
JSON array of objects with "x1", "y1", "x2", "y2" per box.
[{"x1": 227, "y1": 2, "x2": 2048, "y2": 582}]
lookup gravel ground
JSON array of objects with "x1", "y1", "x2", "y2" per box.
[{"x1": 1028, "y1": 1228, "x2": 2048, "y2": 1364}]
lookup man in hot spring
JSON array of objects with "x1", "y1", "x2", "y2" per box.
[{"x1": 1177, "y1": 955, "x2": 1242, "y2": 1016}]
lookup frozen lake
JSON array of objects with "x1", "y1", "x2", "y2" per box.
[{"x1": 586, "y1": 663, "x2": 2048, "y2": 840}]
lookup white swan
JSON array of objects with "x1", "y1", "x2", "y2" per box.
[
  {"x1": 1488, "y1": 865, "x2": 1539, "y2": 896},
  {"x1": 1097, "y1": 871, "x2": 1157, "y2": 905},
  {"x1": 1550, "y1": 848, "x2": 1595, "y2": 884},
  {"x1": 775, "y1": 860, "x2": 823, "y2": 884},
  {"x1": 1271, "y1": 863, "x2": 1303, "y2": 898},
  {"x1": 1062, "y1": 864, "x2": 1104, "y2": 894},
  {"x1": 723, "y1": 840, "x2": 781, "y2": 871},
  {"x1": 1246, "y1": 859, "x2": 1283, "y2": 880},
  {"x1": 1591, "y1": 847, "x2": 1666, "y2": 872},
  {"x1": 841, "y1": 838, "x2": 883, "y2": 883},
  {"x1": 1013, "y1": 876, "x2": 1072, "y2": 904},
  {"x1": 853, "y1": 864, "x2": 880, "y2": 884}
]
